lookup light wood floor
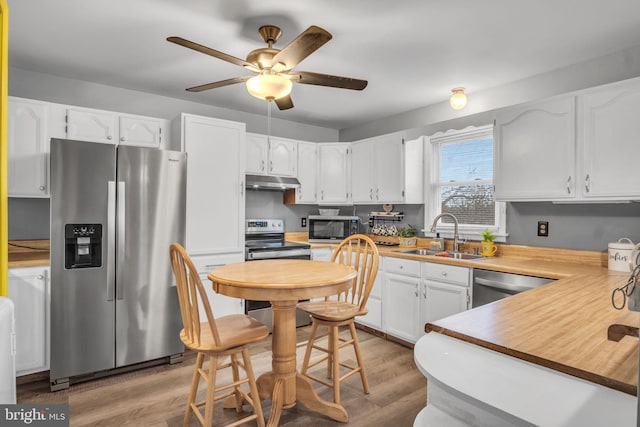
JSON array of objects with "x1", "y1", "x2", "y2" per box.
[{"x1": 17, "y1": 327, "x2": 426, "y2": 426}]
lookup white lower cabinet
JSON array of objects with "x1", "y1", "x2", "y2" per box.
[
  {"x1": 382, "y1": 256, "x2": 471, "y2": 343},
  {"x1": 191, "y1": 254, "x2": 244, "y2": 319},
  {"x1": 383, "y1": 257, "x2": 421, "y2": 342},
  {"x1": 356, "y1": 257, "x2": 383, "y2": 330},
  {"x1": 8, "y1": 266, "x2": 50, "y2": 376},
  {"x1": 311, "y1": 247, "x2": 334, "y2": 262}
]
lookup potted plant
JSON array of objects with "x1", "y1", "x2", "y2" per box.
[
  {"x1": 397, "y1": 224, "x2": 417, "y2": 247},
  {"x1": 480, "y1": 228, "x2": 498, "y2": 256}
]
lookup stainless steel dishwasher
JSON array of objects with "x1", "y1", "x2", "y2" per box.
[{"x1": 472, "y1": 269, "x2": 555, "y2": 308}]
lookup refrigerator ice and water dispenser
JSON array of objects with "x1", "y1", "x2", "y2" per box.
[{"x1": 64, "y1": 223, "x2": 102, "y2": 269}]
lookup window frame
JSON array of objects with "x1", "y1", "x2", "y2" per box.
[{"x1": 424, "y1": 124, "x2": 507, "y2": 243}]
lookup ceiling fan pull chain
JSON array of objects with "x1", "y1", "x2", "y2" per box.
[{"x1": 267, "y1": 101, "x2": 272, "y2": 145}]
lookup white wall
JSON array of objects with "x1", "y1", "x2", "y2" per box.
[
  {"x1": 340, "y1": 44, "x2": 640, "y2": 141},
  {"x1": 8, "y1": 67, "x2": 338, "y2": 142}
]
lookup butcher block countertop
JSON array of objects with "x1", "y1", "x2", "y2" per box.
[
  {"x1": 8, "y1": 240, "x2": 50, "y2": 267},
  {"x1": 288, "y1": 232, "x2": 639, "y2": 395}
]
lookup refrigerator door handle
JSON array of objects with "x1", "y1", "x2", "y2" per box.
[
  {"x1": 107, "y1": 181, "x2": 116, "y2": 301},
  {"x1": 116, "y1": 181, "x2": 126, "y2": 300}
]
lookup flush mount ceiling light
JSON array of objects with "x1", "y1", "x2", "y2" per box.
[
  {"x1": 246, "y1": 73, "x2": 292, "y2": 101},
  {"x1": 450, "y1": 87, "x2": 467, "y2": 110}
]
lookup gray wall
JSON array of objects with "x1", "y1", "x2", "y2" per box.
[
  {"x1": 507, "y1": 202, "x2": 640, "y2": 251},
  {"x1": 245, "y1": 190, "x2": 423, "y2": 234},
  {"x1": 8, "y1": 198, "x2": 50, "y2": 240},
  {"x1": 9, "y1": 67, "x2": 338, "y2": 142}
]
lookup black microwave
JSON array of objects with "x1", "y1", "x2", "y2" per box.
[{"x1": 308, "y1": 215, "x2": 360, "y2": 242}]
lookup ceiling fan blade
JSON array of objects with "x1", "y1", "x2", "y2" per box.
[
  {"x1": 167, "y1": 36, "x2": 260, "y2": 72},
  {"x1": 296, "y1": 71, "x2": 368, "y2": 90},
  {"x1": 186, "y1": 76, "x2": 250, "y2": 92},
  {"x1": 271, "y1": 26, "x2": 332, "y2": 71},
  {"x1": 275, "y1": 95, "x2": 294, "y2": 110}
]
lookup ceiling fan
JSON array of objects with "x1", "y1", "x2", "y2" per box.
[{"x1": 167, "y1": 25, "x2": 368, "y2": 110}]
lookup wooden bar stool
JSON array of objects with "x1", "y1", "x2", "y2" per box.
[
  {"x1": 170, "y1": 243, "x2": 268, "y2": 427},
  {"x1": 297, "y1": 234, "x2": 380, "y2": 405}
]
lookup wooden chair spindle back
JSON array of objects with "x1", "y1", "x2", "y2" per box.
[{"x1": 330, "y1": 234, "x2": 379, "y2": 310}]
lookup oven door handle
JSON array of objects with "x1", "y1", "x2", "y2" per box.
[
  {"x1": 247, "y1": 249, "x2": 311, "y2": 260},
  {"x1": 474, "y1": 277, "x2": 536, "y2": 293}
]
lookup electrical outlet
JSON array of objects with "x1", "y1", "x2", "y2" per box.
[
  {"x1": 301, "y1": 217, "x2": 307, "y2": 228},
  {"x1": 537, "y1": 221, "x2": 549, "y2": 237}
]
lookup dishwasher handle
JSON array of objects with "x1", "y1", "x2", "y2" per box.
[{"x1": 474, "y1": 277, "x2": 538, "y2": 294}]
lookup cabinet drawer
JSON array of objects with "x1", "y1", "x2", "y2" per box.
[
  {"x1": 384, "y1": 257, "x2": 420, "y2": 277},
  {"x1": 191, "y1": 253, "x2": 244, "y2": 275},
  {"x1": 422, "y1": 262, "x2": 470, "y2": 286}
]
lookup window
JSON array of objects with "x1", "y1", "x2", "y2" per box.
[{"x1": 426, "y1": 125, "x2": 506, "y2": 241}]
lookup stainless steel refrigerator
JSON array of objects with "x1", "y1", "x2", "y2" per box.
[{"x1": 49, "y1": 138, "x2": 186, "y2": 390}]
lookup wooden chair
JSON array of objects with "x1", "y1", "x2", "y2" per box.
[
  {"x1": 169, "y1": 243, "x2": 268, "y2": 427},
  {"x1": 297, "y1": 234, "x2": 380, "y2": 405}
]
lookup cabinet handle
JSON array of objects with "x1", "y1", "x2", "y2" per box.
[
  {"x1": 107, "y1": 135, "x2": 112, "y2": 140},
  {"x1": 369, "y1": 188, "x2": 373, "y2": 200},
  {"x1": 269, "y1": 160, "x2": 273, "y2": 172},
  {"x1": 376, "y1": 188, "x2": 379, "y2": 200},
  {"x1": 584, "y1": 174, "x2": 590, "y2": 193},
  {"x1": 120, "y1": 137, "x2": 125, "y2": 142},
  {"x1": 261, "y1": 160, "x2": 265, "y2": 172},
  {"x1": 321, "y1": 190, "x2": 324, "y2": 200},
  {"x1": 423, "y1": 284, "x2": 427, "y2": 299},
  {"x1": 39, "y1": 186, "x2": 45, "y2": 191},
  {"x1": 566, "y1": 176, "x2": 572, "y2": 194},
  {"x1": 240, "y1": 181, "x2": 244, "y2": 197},
  {"x1": 441, "y1": 271, "x2": 447, "y2": 277},
  {"x1": 37, "y1": 275, "x2": 44, "y2": 280},
  {"x1": 414, "y1": 284, "x2": 419, "y2": 297}
]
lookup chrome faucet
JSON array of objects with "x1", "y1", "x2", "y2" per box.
[{"x1": 430, "y1": 213, "x2": 461, "y2": 253}]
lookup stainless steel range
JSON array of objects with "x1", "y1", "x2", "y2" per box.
[{"x1": 244, "y1": 219, "x2": 312, "y2": 330}]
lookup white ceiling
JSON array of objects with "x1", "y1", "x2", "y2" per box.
[{"x1": 7, "y1": 0, "x2": 640, "y2": 130}]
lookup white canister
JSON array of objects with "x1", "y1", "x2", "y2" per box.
[{"x1": 608, "y1": 238, "x2": 635, "y2": 272}]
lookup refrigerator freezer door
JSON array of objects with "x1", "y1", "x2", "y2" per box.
[
  {"x1": 115, "y1": 146, "x2": 186, "y2": 367},
  {"x1": 50, "y1": 139, "x2": 117, "y2": 381}
]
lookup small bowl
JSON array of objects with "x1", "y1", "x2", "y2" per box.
[{"x1": 319, "y1": 209, "x2": 340, "y2": 216}]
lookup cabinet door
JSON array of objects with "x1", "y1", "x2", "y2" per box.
[
  {"x1": 350, "y1": 141, "x2": 374, "y2": 203},
  {"x1": 67, "y1": 108, "x2": 118, "y2": 144},
  {"x1": 422, "y1": 280, "x2": 468, "y2": 324},
  {"x1": 183, "y1": 114, "x2": 245, "y2": 255},
  {"x1": 296, "y1": 142, "x2": 318, "y2": 203},
  {"x1": 494, "y1": 96, "x2": 576, "y2": 200},
  {"x1": 373, "y1": 134, "x2": 404, "y2": 203},
  {"x1": 318, "y1": 143, "x2": 350, "y2": 204},
  {"x1": 357, "y1": 271, "x2": 383, "y2": 330},
  {"x1": 7, "y1": 98, "x2": 49, "y2": 197},
  {"x1": 383, "y1": 272, "x2": 420, "y2": 342},
  {"x1": 246, "y1": 133, "x2": 268, "y2": 174},
  {"x1": 268, "y1": 137, "x2": 297, "y2": 177},
  {"x1": 8, "y1": 267, "x2": 49, "y2": 376},
  {"x1": 582, "y1": 81, "x2": 640, "y2": 199},
  {"x1": 119, "y1": 115, "x2": 165, "y2": 148}
]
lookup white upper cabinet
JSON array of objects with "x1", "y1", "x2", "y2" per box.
[
  {"x1": 494, "y1": 96, "x2": 576, "y2": 201},
  {"x1": 175, "y1": 113, "x2": 245, "y2": 256},
  {"x1": 317, "y1": 143, "x2": 350, "y2": 205},
  {"x1": 245, "y1": 132, "x2": 297, "y2": 176},
  {"x1": 295, "y1": 141, "x2": 318, "y2": 203},
  {"x1": 351, "y1": 131, "x2": 419, "y2": 204},
  {"x1": 7, "y1": 97, "x2": 49, "y2": 197},
  {"x1": 118, "y1": 115, "x2": 166, "y2": 148},
  {"x1": 67, "y1": 107, "x2": 118, "y2": 144},
  {"x1": 580, "y1": 79, "x2": 640, "y2": 200},
  {"x1": 67, "y1": 107, "x2": 166, "y2": 148}
]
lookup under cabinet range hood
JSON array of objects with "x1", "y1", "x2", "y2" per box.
[{"x1": 245, "y1": 174, "x2": 301, "y2": 190}]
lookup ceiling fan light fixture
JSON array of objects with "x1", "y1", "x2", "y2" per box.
[
  {"x1": 450, "y1": 87, "x2": 467, "y2": 110},
  {"x1": 246, "y1": 73, "x2": 292, "y2": 101}
]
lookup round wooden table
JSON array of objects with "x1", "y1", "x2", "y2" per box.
[{"x1": 208, "y1": 259, "x2": 357, "y2": 426}]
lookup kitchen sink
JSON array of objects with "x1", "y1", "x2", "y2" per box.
[{"x1": 398, "y1": 249, "x2": 485, "y2": 260}]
